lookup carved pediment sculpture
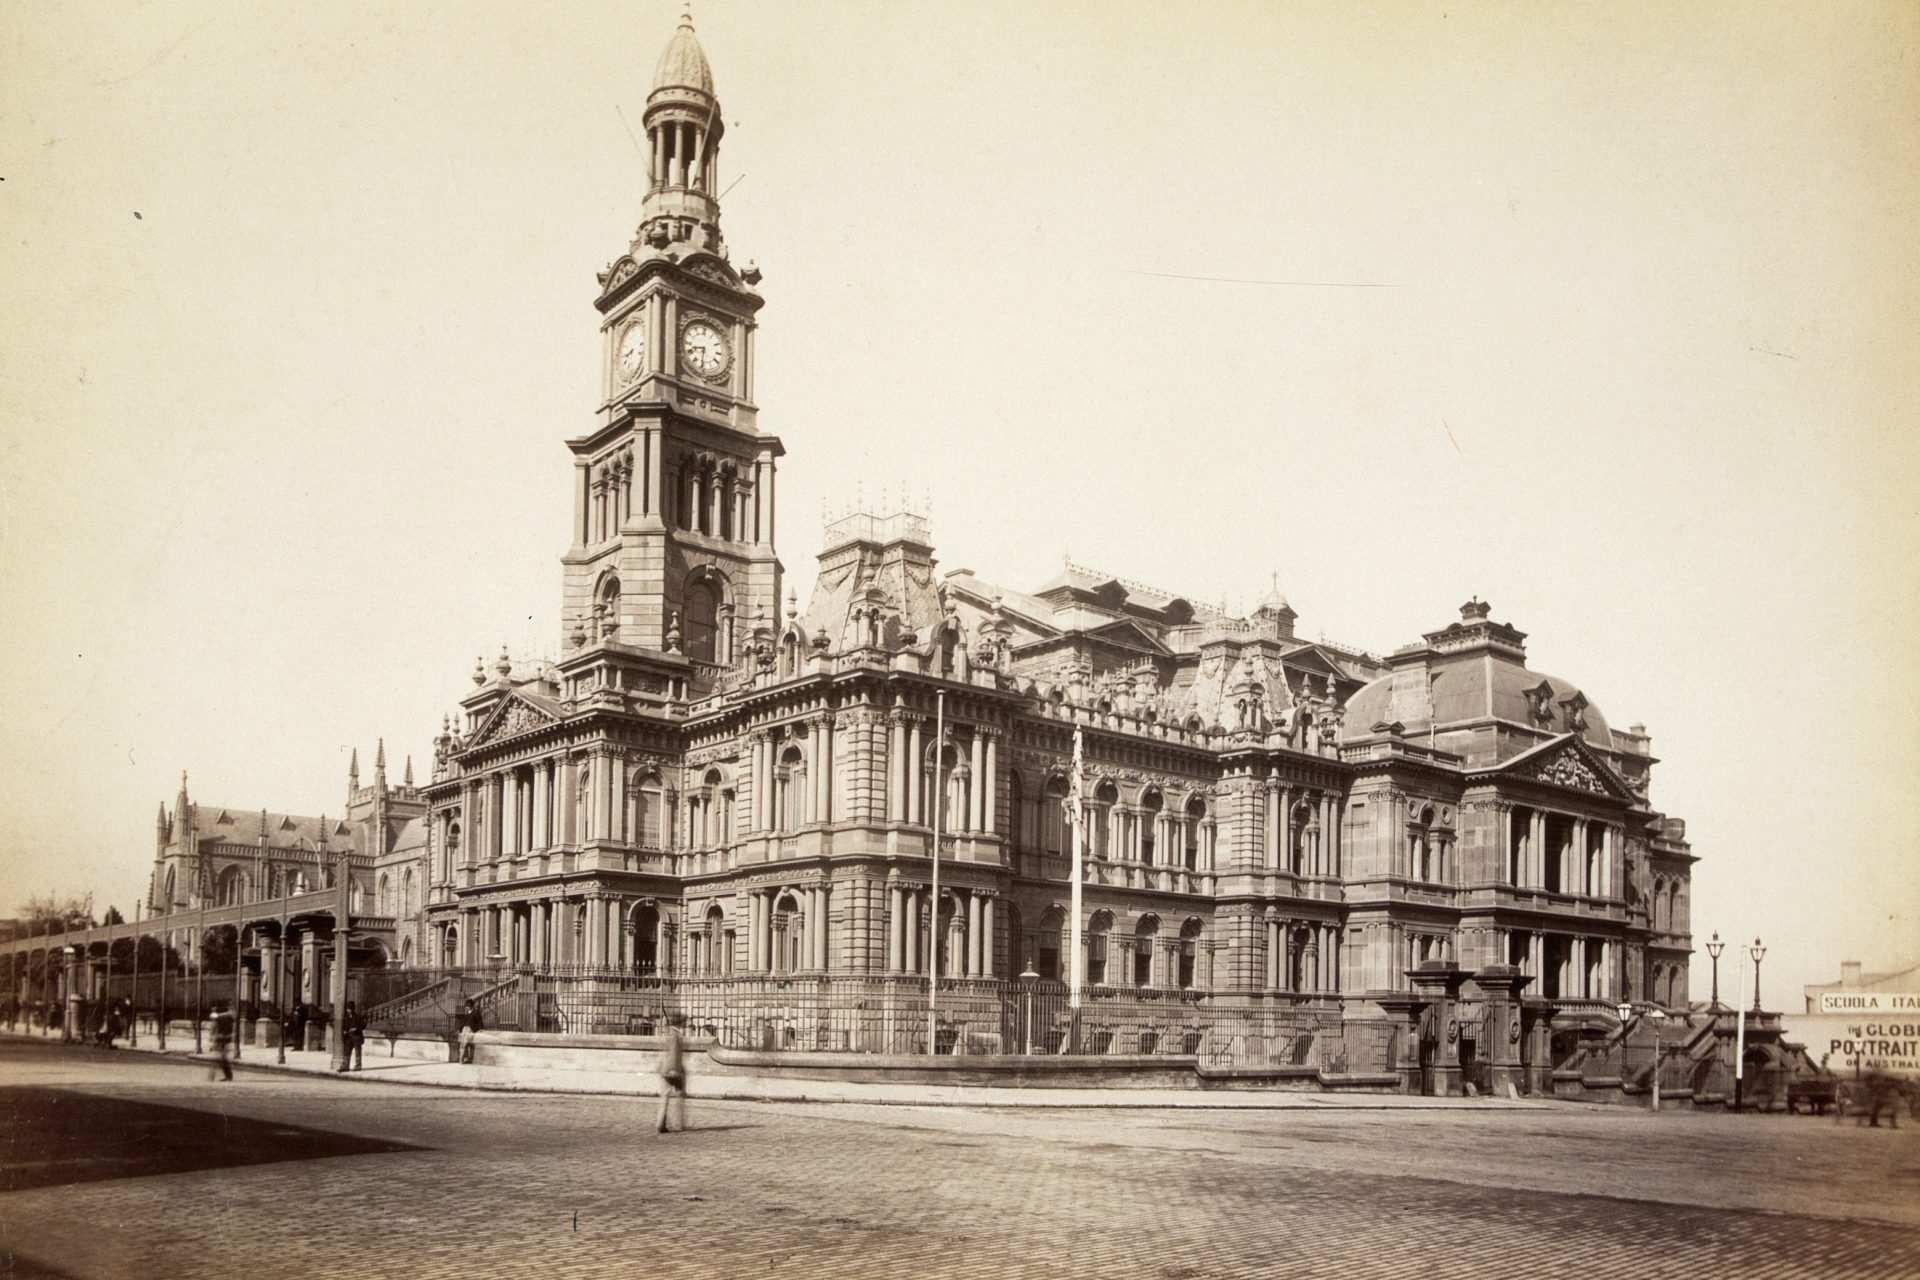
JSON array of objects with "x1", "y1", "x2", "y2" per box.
[
  {"x1": 470, "y1": 695, "x2": 559, "y2": 749},
  {"x1": 1515, "y1": 742, "x2": 1615, "y2": 796}
]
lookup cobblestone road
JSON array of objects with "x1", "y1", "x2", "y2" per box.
[{"x1": 2, "y1": 1040, "x2": 1917, "y2": 1279}]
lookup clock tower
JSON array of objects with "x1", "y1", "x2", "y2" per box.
[{"x1": 560, "y1": 12, "x2": 782, "y2": 692}]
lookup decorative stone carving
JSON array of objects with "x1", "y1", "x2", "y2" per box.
[{"x1": 1518, "y1": 745, "x2": 1610, "y2": 795}]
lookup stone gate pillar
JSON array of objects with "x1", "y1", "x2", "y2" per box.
[
  {"x1": 1369, "y1": 991, "x2": 1431, "y2": 1094},
  {"x1": 1470, "y1": 964, "x2": 1533, "y2": 1097},
  {"x1": 1521, "y1": 997, "x2": 1561, "y2": 1096},
  {"x1": 1408, "y1": 961, "x2": 1472, "y2": 1097}
]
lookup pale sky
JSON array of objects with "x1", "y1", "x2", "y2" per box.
[{"x1": 3, "y1": 1, "x2": 1916, "y2": 1002}]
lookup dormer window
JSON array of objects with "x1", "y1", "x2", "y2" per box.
[
  {"x1": 1559, "y1": 691, "x2": 1589, "y2": 732},
  {"x1": 1524, "y1": 680, "x2": 1555, "y2": 727}
]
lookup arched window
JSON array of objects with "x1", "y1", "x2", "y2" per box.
[
  {"x1": 1092, "y1": 781, "x2": 1118, "y2": 859},
  {"x1": 1290, "y1": 801, "x2": 1314, "y2": 874},
  {"x1": 597, "y1": 574, "x2": 621, "y2": 641},
  {"x1": 442, "y1": 926, "x2": 459, "y2": 965},
  {"x1": 704, "y1": 905, "x2": 727, "y2": 975},
  {"x1": 377, "y1": 873, "x2": 391, "y2": 915},
  {"x1": 633, "y1": 773, "x2": 664, "y2": 848},
  {"x1": 1007, "y1": 770, "x2": 1026, "y2": 850},
  {"x1": 1086, "y1": 911, "x2": 1112, "y2": 986},
  {"x1": 777, "y1": 745, "x2": 806, "y2": 832},
  {"x1": 401, "y1": 868, "x2": 416, "y2": 919},
  {"x1": 445, "y1": 821, "x2": 462, "y2": 878},
  {"x1": 1184, "y1": 796, "x2": 1206, "y2": 871},
  {"x1": 1133, "y1": 915, "x2": 1160, "y2": 987},
  {"x1": 684, "y1": 577, "x2": 720, "y2": 662},
  {"x1": 773, "y1": 893, "x2": 803, "y2": 974},
  {"x1": 1178, "y1": 918, "x2": 1202, "y2": 989},
  {"x1": 216, "y1": 865, "x2": 246, "y2": 907},
  {"x1": 634, "y1": 904, "x2": 661, "y2": 975},
  {"x1": 1043, "y1": 775, "x2": 1068, "y2": 854},
  {"x1": 1037, "y1": 906, "x2": 1065, "y2": 981}
]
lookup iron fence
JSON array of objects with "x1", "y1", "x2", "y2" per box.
[{"x1": 356, "y1": 967, "x2": 1346, "y2": 1066}]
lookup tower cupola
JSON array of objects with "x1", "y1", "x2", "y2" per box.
[{"x1": 638, "y1": 10, "x2": 726, "y2": 255}]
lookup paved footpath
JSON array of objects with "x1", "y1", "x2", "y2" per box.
[{"x1": 2, "y1": 1038, "x2": 1917, "y2": 1280}]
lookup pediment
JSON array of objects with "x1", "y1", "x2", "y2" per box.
[
  {"x1": 1489, "y1": 734, "x2": 1636, "y2": 801},
  {"x1": 469, "y1": 694, "x2": 561, "y2": 749},
  {"x1": 1084, "y1": 618, "x2": 1168, "y2": 655}
]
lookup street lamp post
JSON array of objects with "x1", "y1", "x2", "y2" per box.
[
  {"x1": 129, "y1": 901, "x2": 140, "y2": 1048},
  {"x1": 1649, "y1": 1007, "x2": 1667, "y2": 1110},
  {"x1": 1618, "y1": 1002, "x2": 1668, "y2": 1111},
  {"x1": 1705, "y1": 931, "x2": 1725, "y2": 1009},
  {"x1": 1020, "y1": 963, "x2": 1039, "y2": 1056},
  {"x1": 1749, "y1": 937, "x2": 1766, "y2": 1012}
]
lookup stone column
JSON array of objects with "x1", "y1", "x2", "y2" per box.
[
  {"x1": 967, "y1": 734, "x2": 985, "y2": 832},
  {"x1": 966, "y1": 893, "x2": 983, "y2": 976},
  {"x1": 905, "y1": 893, "x2": 921, "y2": 974},
  {"x1": 887, "y1": 886, "x2": 904, "y2": 972},
  {"x1": 748, "y1": 893, "x2": 764, "y2": 971},
  {"x1": 907, "y1": 721, "x2": 923, "y2": 824},
  {"x1": 981, "y1": 896, "x2": 997, "y2": 977},
  {"x1": 982, "y1": 733, "x2": 999, "y2": 833},
  {"x1": 819, "y1": 717, "x2": 835, "y2": 825},
  {"x1": 817, "y1": 886, "x2": 833, "y2": 974},
  {"x1": 887, "y1": 719, "x2": 905, "y2": 821}
]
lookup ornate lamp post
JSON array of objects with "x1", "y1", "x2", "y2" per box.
[
  {"x1": 1619, "y1": 1001, "x2": 1667, "y2": 1110},
  {"x1": 1705, "y1": 931, "x2": 1725, "y2": 1009},
  {"x1": 1749, "y1": 937, "x2": 1766, "y2": 1012},
  {"x1": 1020, "y1": 963, "x2": 1039, "y2": 1056}
]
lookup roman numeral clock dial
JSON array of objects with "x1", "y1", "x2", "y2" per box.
[{"x1": 680, "y1": 319, "x2": 731, "y2": 380}]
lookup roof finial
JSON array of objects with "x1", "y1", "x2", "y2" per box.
[{"x1": 679, "y1": 4, "x2": 694, "y2": 31}]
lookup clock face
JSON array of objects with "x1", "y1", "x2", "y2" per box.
[
  {"x1": 680, "y1": 320, "x2": 731, "y2": 380},
  {"x1": 615, "y1": 321, "x2": 647, "y2": 383}
]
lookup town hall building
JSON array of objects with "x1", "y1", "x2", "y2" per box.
[{"x1": 20, "y1": 13, "x2": 1697, "y2": 1091}]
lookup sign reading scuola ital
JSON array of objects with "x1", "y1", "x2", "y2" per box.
[{"x1": 1817, "y1": 991, "x2": 1920, "y2": 1014}]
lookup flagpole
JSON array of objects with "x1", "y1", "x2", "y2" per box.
[
  {"x1": 928, "y1": 690, "x2": 945, "y2": 1055},
  {"x1": 1068, "y1": 727, "x2": 1085, "y2": 1050},
  {"x1": 1734, "y1": 946, "x2": 1748, "y2": 1110}
]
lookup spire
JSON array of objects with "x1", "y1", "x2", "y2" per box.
[
  {"x1": 374, "y1": 737, "x2": 387, "y2": 786},
  {"x1": 403, "y1": 755, "x2": 415, "y2": 788},
  {"x1": 348, "y1": 747, "x2": 360, "y2": 796}
]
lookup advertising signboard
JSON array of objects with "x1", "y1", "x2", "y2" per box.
[{"x1": 1782, "y1": 999, "x2": 1920, "y2": 1077}]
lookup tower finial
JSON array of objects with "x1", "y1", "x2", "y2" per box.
[
  {"x1": 403, "y1": 755, "x2": 415, "y2": 788},
  {"x1": 348, "y1": 747, "x2": 360, "y2": 793}
]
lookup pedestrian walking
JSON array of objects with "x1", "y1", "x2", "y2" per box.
[
  {"x1": 340, "y1": 1001, "x2": 366, "y2": 1071},
  {"x1": 209, "y1": 1002, "x2": 234, "y2": 1082},
  {"x1": 102, "y1": 1002, "x2": 124, "y2": 1049},
  {"x1": 656, "y1": 1026, "x2": 688, "y2": 1133},
  {"x1": 292, "y1": 1001, "x2": 310, "y2": 1052},
  {"x1": 458, "y1": 998, "x2": 483, "y2": 1064}
]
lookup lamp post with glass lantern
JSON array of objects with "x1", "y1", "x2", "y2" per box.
[
  {"x1": 1749, "y1": 937, "x2": 1766, "y2": 1012},
  {"x1": 1020, "y1": 963, "x2": 1039, "y2": 1055},
  {"x1": 1620, "y1": 1001, "x2": 1667, "y2": 1110},
  {"x1": 1705, "y1": 931, "x2": 1725, "y2": 1009}
]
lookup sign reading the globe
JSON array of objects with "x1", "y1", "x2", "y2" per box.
[{"x1": 1783, "y1": 1009, "x2": 1920, "y2": 1077}]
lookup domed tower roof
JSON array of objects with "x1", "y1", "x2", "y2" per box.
[{"x1": 654, "y1": 11, "x2": 715, "y2": 96}]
